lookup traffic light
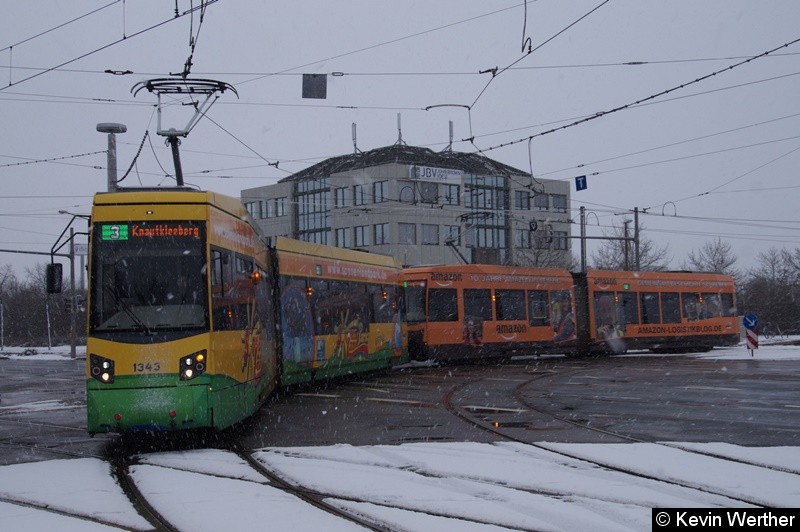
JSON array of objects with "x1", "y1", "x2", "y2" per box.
[{"x1": 46, "y1": 263, "x2": 63, "y2": 294}]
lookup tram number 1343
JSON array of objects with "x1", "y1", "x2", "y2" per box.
[{"x1": 133, "y1": 362, "x2": 162, "y2": 372}]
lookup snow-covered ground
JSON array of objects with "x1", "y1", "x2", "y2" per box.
[{"x1": 1, "y1": 341, "x2": 798, "y2": 530}]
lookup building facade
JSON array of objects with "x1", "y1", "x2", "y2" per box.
[{"x1": 241, "y1": 144, "x2": 572, "y2": 267}]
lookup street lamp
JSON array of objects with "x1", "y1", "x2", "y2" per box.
[
  {"x1": 55, "y1": 210, "x2": 90, "y2": 359},
  {"x1": 96, "y1": 123, "x2": 126, "y2": 192},
  {"x1": 58, "y1": 211, "x2": 89, "y2": 292}
]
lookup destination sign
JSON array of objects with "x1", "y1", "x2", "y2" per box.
[{"x1": 100, "y1": 223, "x2": 201, "y2": 241}]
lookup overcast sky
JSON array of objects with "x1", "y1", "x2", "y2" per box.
[{"x1": 2, "y1": 1, "x2": 799, "y2": 278}]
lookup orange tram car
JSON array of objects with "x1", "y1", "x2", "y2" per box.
[{"x1": 402, "y1": 265, "x2": 740, "y2": 361}]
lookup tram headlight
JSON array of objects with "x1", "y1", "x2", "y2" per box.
[
  {"x1": 90, "y1": 354, "x2": 115, "y2": 384},
  {"x1": 179, "y1": 350, "x2": 207, "y2": 381}
]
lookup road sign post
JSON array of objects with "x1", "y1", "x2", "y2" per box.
[{"x1": 743, "y1": 313, "x2": 759, "y2": 356}]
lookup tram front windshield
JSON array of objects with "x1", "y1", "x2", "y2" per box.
[{"x1": 89, "y1": 221, "x2": 208, "y2": 335}]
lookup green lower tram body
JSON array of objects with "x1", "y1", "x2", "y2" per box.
[
  {"x1": 87, "y1": 373, "x2": 266, "y2": 434},
  {"x1": 87, "y1": 345, "x2": 406, "y2": 434}
]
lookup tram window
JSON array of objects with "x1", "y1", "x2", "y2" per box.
[
  {"x1": 371, "y1": 284, "x2": 396, "y2": 323},
  {"x1": 318, "y1": 281, "x2": 369, "y2": 334},
  {"x1": 464, "y1": 289, "x2": 493, "y2": 321},
  {"x1": 701, "y1": 293, "x2": 722, "y2": 318},
  {"x1": 236, "y1": 256, "x2": 253, "y2": 274},
  {"x1": 309, "y1": 278, "x2": 331, "y2": 334},
  {"x1": 254, "y1": 266, "x2": 272, "y2": 332},
  {"x1": 428, "y1": 288, "x2": 458, "y2": 322},
  {"x1": 527, "y1": 290, "x2": 550, "y2": 326},
  {"x1": 210, "y1": 249, "x2": 230, "y2": 298},
  {"x1": 661, "y1": 292, "x2": 681, "y2": 323},
  {"x1": 640, "y1": 292, "x2": 660, "y2": 324},
  {"x1": 313, "y1": 280, "x2": 344, "y2": 334},
  {"x1": 211, "y1": 248, "x2": 237, "y2": 331},
  {"x1": 551, "y1": 290, "x2": 574, "y2": 342},
  {"x1": 682, "y1": 293, "x2": 700, "y2": 321},
  {"x1": 720, "y1": 293, "x2": 735, "y2": 317},
  {"x1": 224, "y1": 253, "x2": 257, "y2": 329},
  {"x1": 593, "y1": 292, "x2": 619, "y2": 334},
  {"x1": 405, "y1": 284, "x2": 427, "y2": 324},
  {"x1": 620, "y1": 292, "x2": 639, "y2": 324},
  {"x1": 495, "y1": 290, "x2": 525, "y2": 321}
]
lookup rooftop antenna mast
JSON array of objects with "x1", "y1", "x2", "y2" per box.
[
  {"x1": 395, "y1": 113, "x2": 406, "y2": 145},
  {"x1": 131, "y1": 77, "x2": 237, "y2": 186},
  {"x1": 352, "y1": 123, "x2": 362, "y2": 154},
  {"x1": 443, "y1": 120, "x2": 454, "y2": 152}
]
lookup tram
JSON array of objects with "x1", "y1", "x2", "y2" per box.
[
  {"x1": 402, "y1": 265, "x2": 739, "y2": 360},
  {"x1": 577, "y1": 269, "x2": 740, "y2": 354},
  {"x1": 402, "y1": 264, "x2": 576, "y2": 361},
  {"x1": 55, "y1": 188, "x2": 406, "y2": 435}
]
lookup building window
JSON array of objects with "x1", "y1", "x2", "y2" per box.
[
  {"x1": 302, "y1": 231, "x2": 330, "y2": 245},
  {"x1": 398, "y1": 223, "x2": 416, "y2": 244},
  {"x1": 533, "y1": 194, "x2": 549, "y2": 211},
  {"x1": 553, "y1": 230, "x2": 568, "y2": 250},
  {"x1": 260, "y1": 200, "x2": 270, "y2": 219},
  {"x1": 421, "y1": 224, "x2": 439, "y2": 245},
  {"x1": 514, "y1": 229, "x2": 530, "y2": 248},
  {"x1": 354, "y1": 225, "x2": 370, "y2": 247},
  {"x1": 353, "y1": 184, "x2": 368, "y2": 206},
  {"x1": 336, "y1": 227, "x2": 351, "y2": 248},
  {"x1": 552, "y1": 194, "x2": 567, "y2": 213},
  {"x1": 297, "y1": 195, "x2": 324, "y2": 229},
  {"x1": 514, "y1": 190, "x2": 530, "y2": 210},
  {"x1": 334, "y1": 187, "x2": 350, "y2": 208},
  {"x1": 442, "y1": 184, "x2": 460, "y2": 205},
  {"x1": 534, "y1": 233, "x2": 550, "y2": 249},
  {"x1": 465, "y1": 226, "x2": 475, "y2": 248},
  {"x1": 419, "y1": 181, "x2": 438, "y2": 204},
  {"x1": 275, "y1": 197, "x2": 287, "y2": 217},
  {"x1": 465, "y1": 185, "x2": 505, "y2": 212},
  {"x1": 444, "y1": 225, "x2": 460, "y2": 245},
  {"x1": 245, "y1": 202, "x2": 257, "y2": 218},
  {"x1": 373, "y1": 181, "x2": 388, "y2": 203},
  {"x1": 473, "y1": 226, "x2": 504, "y2": 248},
  {"x1": 295, "y1": 178, "x2": 328, "y2": 243},
  {"x1": 374, "y1": 223, "x2": 389, "y2": 245},
  {"x1": 398, "y1": 181, "x2": 415, "y2": 203}
]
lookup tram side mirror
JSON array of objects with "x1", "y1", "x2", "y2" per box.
[{"x1": 46, "y1": 263, "x2": 63, "y2": 294}]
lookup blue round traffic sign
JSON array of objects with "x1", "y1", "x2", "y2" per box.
[{"x1": 743, "y1": 313, "x2": 758, "y2": 331}]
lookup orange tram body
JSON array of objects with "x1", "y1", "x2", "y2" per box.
[{"x1": 402, "y1": 265, "x2": 740, "y2": 361}]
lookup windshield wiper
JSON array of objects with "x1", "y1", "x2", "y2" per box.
[{"x1": 103, "y1": 283, "x2": 152, "y2": 335}]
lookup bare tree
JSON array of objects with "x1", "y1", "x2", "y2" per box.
[
  {"x1": 739, "y1": 247, "x2": 800, "y2": 334},
  {"x1": 0, "y1": 264, "x2": 17, "y2": 301},
  {"x1": 680, "y1": 237, "x2": 741, "y2": 283},
  {"x1": 590, "y1": 219, "x2": 671, "y2": 271},
  {"x1": 511, "y1": 247, "x2": 577, "y2": 269},
  {"x1": 0, "y1": 264, "x2": 18, "y2": 348}
]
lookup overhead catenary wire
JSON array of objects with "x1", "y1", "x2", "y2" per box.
[
  {"x1": 470, "y1": 0, "x2": 612, "y2": 110},
  {"x1": 0, "y1": 1, "x2": 122, "y2": 54},
  {"x1": 477, "y1": 35, "x2": 800, "y2": 153},
  {"x1": 1, "y1": 3, "x2": 798, "y2": 267},
  {"x1": 0, "y1": 1, "x2": 218, "y2": 92}
]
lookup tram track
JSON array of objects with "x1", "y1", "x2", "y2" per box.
[
  {"x1": 112, "y1": 456, "x2": 177, "y2": 532},
  {"x1": 231, "y1": 445, "x2": 391, "y2": 531},
  {"x1": 439, "y1": 357, "x2": 792, "y2": 508},
  {"x1": 0, "y1": 494, "x2": 149, "y2": 531},
  {"x1": 0, "y1": 414, "x2": 87, "y2": 433}
]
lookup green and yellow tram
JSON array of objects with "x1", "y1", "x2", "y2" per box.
[{"x1": 79, "y1": 188, "x2": 406, "y2": 434}]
